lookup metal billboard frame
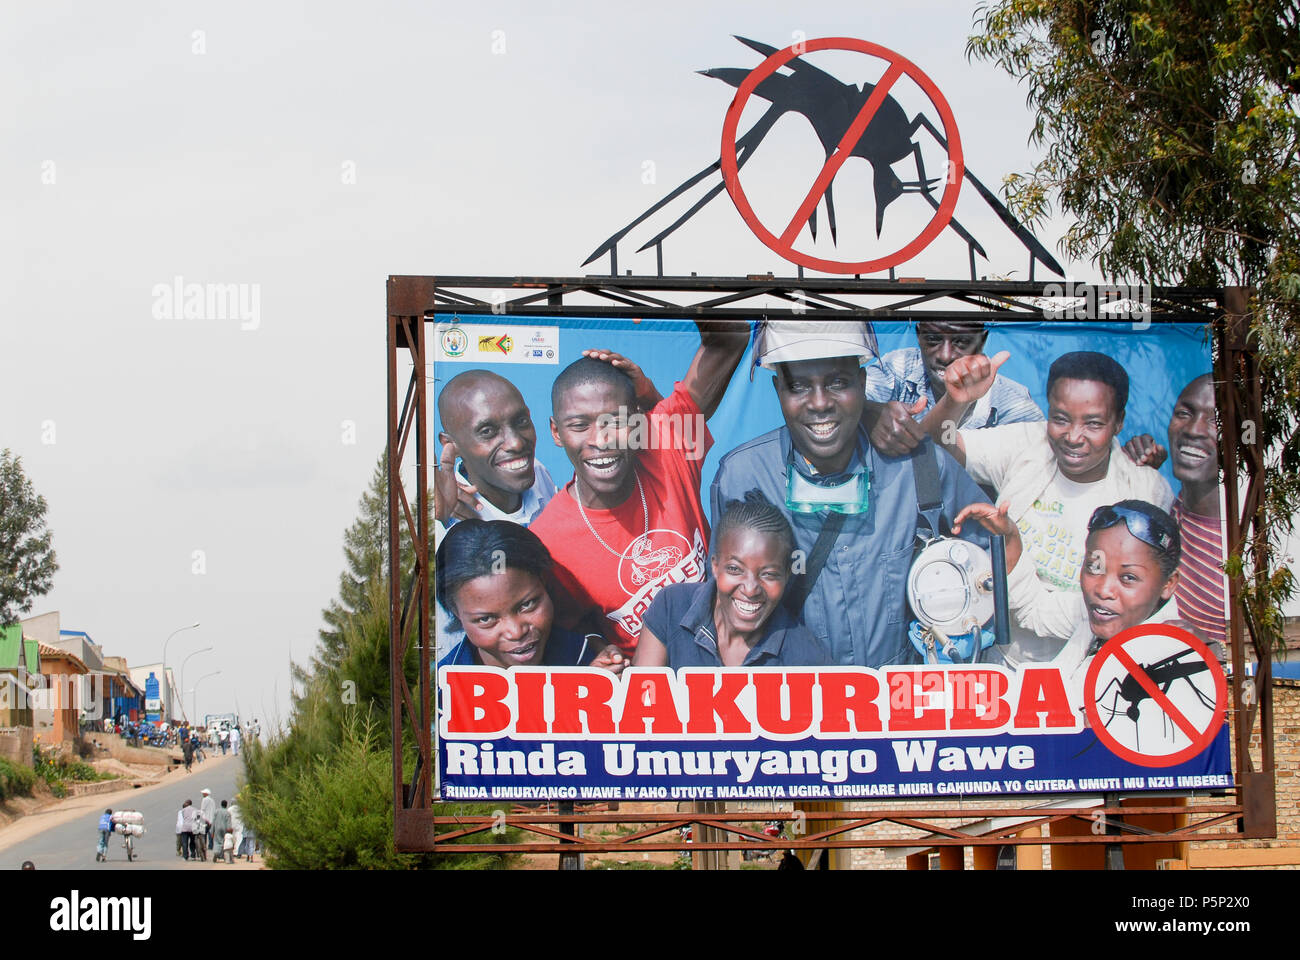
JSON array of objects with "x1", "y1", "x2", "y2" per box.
[{"x1": 386, "y1": 274, "x2": 1275, "y2": 858}]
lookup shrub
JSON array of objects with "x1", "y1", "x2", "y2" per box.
[
  {"x1": 63, "y1": 760, "x2": 112, "y2": 782},
  {"x1": 0, "y1": 757, "x2": 36, "y2": 800},
  {"x1": 32, "y1": 745, "x2": 61, "y2": 790},
  {"x1": 29, "y1": 744, "x2": 113, "y2": 793},
  {"x1": 31, "y1": 745, "x2": 114, "y2": 782},
  {"x1": 242, "y1": 713, "x2": 420, "y2": 870},
  {"x1": 242, "y1": 713, "x2": 520, "y2": 870}
]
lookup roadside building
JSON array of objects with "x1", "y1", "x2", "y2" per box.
[
  {"x1": 0, "y1": 624, "x2": 41, "y2": 767},
  {"x1": 0, "y1": 623, "x2": 40, "y2": 729},
  {"x1": 102, "y1": 656, "x2": 144, "y2": 723},
  {"x1": 127, "y1": 663, "x2": 181, "y2": 726},
  {"x1": 34, "y1": 643, "x2": 89, "y2": 743}
]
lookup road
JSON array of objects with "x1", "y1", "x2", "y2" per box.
[{"x1": 0, "y1": 752, "x2": 256, "y2": 870}]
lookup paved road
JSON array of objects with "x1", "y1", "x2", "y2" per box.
[{"x1": 0, "y1": 752, "x2": 251, "y2": 871}]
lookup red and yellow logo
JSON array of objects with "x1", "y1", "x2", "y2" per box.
[{"x1": 478, "y1": 334, "x2": 513, "y2": 355}]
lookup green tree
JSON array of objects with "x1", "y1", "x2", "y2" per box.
[
  {"x1": 241, "y1": 713, "x2": 418, "y2": 870},
  {"x1": 315, "y1": 454, "x2": 389, "y2": 674},
  {"x1": 968, "y1": 0, "x2": 1300, "y2": 650},
  {"x1": 0, "y1": 449, "x2": 59, "y2": 626}
]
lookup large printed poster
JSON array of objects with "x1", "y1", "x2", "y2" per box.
[{"x1": 431, "y1": 314, "x2": 1232, "y2": 801}]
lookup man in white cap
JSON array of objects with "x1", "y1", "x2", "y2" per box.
[{"x1": 710, "y1": 319, "x2": 992, "y2": 668}]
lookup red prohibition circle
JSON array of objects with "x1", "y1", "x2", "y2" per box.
[
  {"x1": 1083, "y1": 624, "x2": 1228, "y2": 769},
  {"x1": 719, "y1": 37, "x2": 964, "y2": 275}
]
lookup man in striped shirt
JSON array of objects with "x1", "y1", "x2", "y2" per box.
[
  {"x1": 1166, "y1": 374, "x2": 1228, "y2": 646},
  {"x1": 862, "y1": 319, "x2": 1043, "y2": 455}
]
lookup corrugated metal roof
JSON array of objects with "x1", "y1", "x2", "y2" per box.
[
  {"x1": 0, "y1": 624, "x2": 21, "y2": 669},
  {"x1": 37, "y1": 642, "x2": 89, "y2": 674},
  {"x1": 0, "y1": 624, "x2": 39, "y2": 673}
]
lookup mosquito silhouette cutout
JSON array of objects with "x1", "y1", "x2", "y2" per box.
[
  {"x1": 1093, "y1": 649, "x2": 1216, "y2": 752},
  {"x1": 584, "y1": 36, "x2": 1065, "y2": 279}
]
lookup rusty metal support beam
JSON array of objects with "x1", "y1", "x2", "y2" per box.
[
  {"x1": 388, "y1": 277, "x2": 436, "y2": 820},
  {"x1": 419, "y1": 804, "x2": 1241, "y2": 855},
  {"x1": 412, "y1": 275, "x2": 1219, "y2": 324},
  {"x1": 428, "y1": 805, "x2": 1235, "y2": 822},
  {"x1": 1216, "y1": 286, "x2": 1276, "y2": 838}
]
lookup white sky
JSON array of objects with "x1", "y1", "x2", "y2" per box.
[{"x1": 3, "y1": 2, "x2": 1275, "y2": 729}]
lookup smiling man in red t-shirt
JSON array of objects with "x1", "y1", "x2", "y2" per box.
[{"x1": 528, "y1": 321, "x2": 748, "y2": 655}]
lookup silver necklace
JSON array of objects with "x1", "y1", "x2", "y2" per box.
[{"x1": 575, "y1": 472, "x2": 648, "y2": 558}]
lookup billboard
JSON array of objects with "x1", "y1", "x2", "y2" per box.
[
  {"x1": 432, "y1": 313, "x2": 1231, "y2": 802},
  {"x1": 145, "y1": 673, "x2": 161, "y2": 724}
]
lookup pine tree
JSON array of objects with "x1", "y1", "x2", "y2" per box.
[{"x1": 315, "y1": 454, "x2": 390, "y2": 673}]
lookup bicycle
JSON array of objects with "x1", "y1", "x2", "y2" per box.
[{"x1": 109, "y1": 811, "x2": 145, "y2": 862}]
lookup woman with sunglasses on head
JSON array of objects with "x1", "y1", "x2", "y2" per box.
[{"x1": 952, "y1": 499, "x2": 1209, "y2": 683}]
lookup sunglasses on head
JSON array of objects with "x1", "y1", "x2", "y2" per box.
[{"x1": 1087, "y1": 504, "x2": 1174, "y2": 553}]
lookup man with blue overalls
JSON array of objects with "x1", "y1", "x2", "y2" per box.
[{"x1": 709, "y1": 320, "x2": 991, "y2": 669}]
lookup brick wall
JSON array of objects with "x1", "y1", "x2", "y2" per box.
[
  {"x1": 1184, "y1": 678, "x2": 1299, "y2": 868},
  {"x1": 836, "y1": 679, "x2": 1300, "y2": 870}
]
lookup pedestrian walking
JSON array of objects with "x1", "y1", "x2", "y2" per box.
[
  {"x1": 200, "y1": 788, "x2": 217, "y2": 851},
  {"x1": 182, "y1": 737, "x2": 194, "y2": 773},
  {"x1": 191, "y1": 800, "x2": 208, "y2": 861},
  {"x1": 229, "y1": 801, "x2": 245, "y2": 860},
  {"x1": 213, "y1": 800, "x2": 233, "y2": 864},
  {"x1": 96, "y1": 808, "x2": 113, "y2": 862},
  {"x1": 179, "y1": 800, "x2": 199, "y2": 861},
  {"x1": 230, "y1": 725, "x2": 241, "y2": 756},
  {"x1": 239, "y1": 819, "x2": 257, "y2": 862},
  {"x1": 175, "y1": 805, "x2": 185, "y2": 857}
]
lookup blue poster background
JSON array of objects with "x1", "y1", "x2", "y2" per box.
[
  {"x1": 432, "y1": 315, "x2": 1212, "y2": 495},
  {"x1": 432, "y1": 315, "x2": 1229, "y2": 799}
]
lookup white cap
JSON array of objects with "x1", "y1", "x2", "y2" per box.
[{"x1": 751, "y1": 319, "x2": 877, "y2": 379}]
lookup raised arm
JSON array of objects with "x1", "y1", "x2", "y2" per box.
[
  {"x1": 581, "y1": 349, "x2": 664, "y2": 412},
  {"x1": 951, "y1": 501, "x2": 1080, "y2": 640},
  {"x1": 951, "y1": 502, "x2": 1022, "y2": 572},
  {"x1": 680, "y1": 320, "x2": 751, "y2": 420},
  {"x1": 918, "y1": 351, "x2": 1010, "y2": 467}
]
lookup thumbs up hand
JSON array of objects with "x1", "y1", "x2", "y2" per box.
[
  {"x1": 943, "y1": 350, "x2": 1009, "y2": 406},
  {"x1": 865, "y1": 397, "x2": 928, "y2": 457}
]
